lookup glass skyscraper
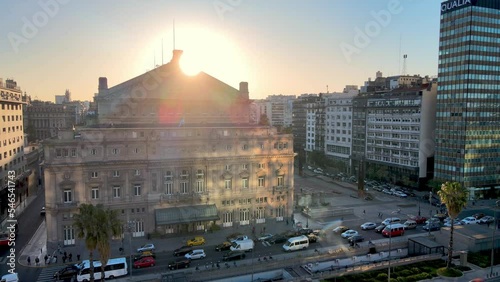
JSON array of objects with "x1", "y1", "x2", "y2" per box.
[{"x1": 435, "y1": 0, "x2": 500, "y2": 198}]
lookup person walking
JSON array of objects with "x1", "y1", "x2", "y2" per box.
[
  {"x1": 77, "y1": 254, "x2": 81, "y2": 261},
  {"x1": 35, "y1": 257, "x2": 40, "y2": 266},
  {"x1": 44, "y1": 255, "x2": 48, "y2": 264},
  {"x1": 27, "y1": 256, "x2": 31, "y2": 266},
  {"x1": 68, "y1": 253, "x2": 73, "y2": 262}
]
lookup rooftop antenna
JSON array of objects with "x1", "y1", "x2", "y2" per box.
[{"x1": 402, "y1": 54, "x2": 408, "y2": 76}]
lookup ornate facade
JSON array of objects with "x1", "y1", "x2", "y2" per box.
[{"x1": 43, "y1": 50, "x2": 294, "y2": 251}]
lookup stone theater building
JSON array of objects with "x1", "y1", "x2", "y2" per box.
[{"x1": 43, "y1": 50, "x2": 295, "y2": 250}]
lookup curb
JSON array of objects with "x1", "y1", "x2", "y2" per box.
[{"x1": 17, "y1": 220, "x2": 46, "y2": 268}]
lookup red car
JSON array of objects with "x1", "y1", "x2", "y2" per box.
[
  {"x1": 408, "y1": 215, "x2": 427, "y2": 224},
  {"x1": 133, "y1": 256, "x2": 155, "y2": 268}
]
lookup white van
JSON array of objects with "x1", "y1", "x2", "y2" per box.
[
  {"x1": 283, "y1": 235, "x2": 309, "y2": 252},
  {"x1": 1, "y1": 273, "x2": 19, "y2": 282},
  {"x1": 230, "y1": 239, "x2": 254, "y2": 252},
  {"x1": 403, "y1": 220, "x2": 417, "y2": 230},
  {"x1": 382, "y1": 217, "x2": 401, "y2": 226}
]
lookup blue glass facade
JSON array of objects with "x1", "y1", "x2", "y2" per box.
[{"x1": 435, "y1": 0, "x2": 500, "y2": 194}]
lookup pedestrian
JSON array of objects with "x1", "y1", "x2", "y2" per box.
[
  {"x1": 44, "y1": 255, "x2": 48, "y2": 264},
  {"x1": 64, "y1": 251, "x2": 67, "y2": 257},
  {"x1": 27, "y1": 256, "x2": 31, "y2": 266},
  {"x1": 252, "y1": 226, "x2": 255, "y2": 235},
  {"x1": 69, "y1": 253, "x2": 73, "y2": 262},
  {"x1": 286, "y1": 219, "x2": 289, "y2": 225},
  {"x1": 363, "y1": 210, "x2": 366, "y2": 214},
  {"x1": 263, "y1": 227, "x2": 266, "y2": 233},
  {"x1": 35, "y1": 257, "x2": 40, "y2": 266},
  {"x1": 62, "y1": 255, "x2": 66, "y2": 263},
  {"x1": 77, "y1": 254, "x2": 80, "y2": 261}
]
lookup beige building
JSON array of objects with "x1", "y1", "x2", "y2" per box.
[{"x1": 43, "y1": 50, "x2": 295, "y2": 250}]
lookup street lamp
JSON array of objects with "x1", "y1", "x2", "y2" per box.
[
  {"x1": 388, "y1": 230, "x2": 392, "y2": 281},
  {"x1": 491, "y1": 205, "x2": 498, "y2": 276},
  {"x1": 127, "y1": 220, "x2": 136, "y2": 277},
  {"x1": 428, "y1": 191, "x2": 432, "y2": 237}
]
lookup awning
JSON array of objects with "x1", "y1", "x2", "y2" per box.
[{"x1": 155, "y1": 204, "x2": 219, "y2": 225}]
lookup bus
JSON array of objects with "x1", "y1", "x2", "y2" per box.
[{"x1": 76, "y1": 257, "x2": 127, "y2": 282}]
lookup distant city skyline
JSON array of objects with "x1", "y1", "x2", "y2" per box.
[{"x1": 0, "y1": 0, "x2": 440, "y2": 101}]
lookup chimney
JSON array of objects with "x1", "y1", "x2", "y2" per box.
[
  {"x1": 98, "y1": 77, "x2": 108, "y2": 91},
  {"x1": 239, "y1": 82, "x2": 249, "y2": 99},
  {"x1": 171, "y1": 50, "x2": 183, "y2": 66}
]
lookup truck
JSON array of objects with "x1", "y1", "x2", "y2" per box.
[{"x1": 229, "y1": 239, "x2": 254, "y2": 252}]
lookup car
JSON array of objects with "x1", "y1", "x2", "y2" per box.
[
  {"x1": 40, "y1": 207, "x2": 46, "y2": 215},
  {"x1": 423, "y1": 223, "x2": 441, "y2": 231},
  {"x1": 348, "y1": 235, "x2": 364, "y2": 243},
  {"x1": 461, "y1": 216, "x2": 479, "y2": 225},
  {"x1": 479, "y1": 216, "x2": 495, "y2": 224},
  {"x1": 133, "y1": 250, "x2": 156, "y2": 261},
  {"x1": 375, "y1": 224, "x2": 386, "y2": 233},
  {"x1": 307, "y1": 234, "x2": 319, "y2": 243},
  {"x1": 185, "y1": 249, "x2": 206, "y2": 260},
  {"x1": 425, "y1": 218, "x2": 441, "y2": 225},
  {"x1": 173, "y1": 246, "x2": 193, "y2": 256},
  {"x1": 444, "y1": 220, "x2": 462, "y2": 227},
  {"x1": 137, "y1": 243, "x2": 155, "y2": 253},
  {"x1": 168, "y1": 258, "x2": 191, "y2": 270},
  {"x1": 432, "y1": 213, "x2": 448, "y2": 221},
  {"x1": 333, "y1": 226, "x2": 349, "y2": 234},
  {"x1": 268, "y1": 235, "x2": 287, "y2": 244},
  {"x1": 215, "y1": 241, "x2": 232, "y2": 252},
  {"x1": 297, "y1": 228, "x2": 314, "y2": 235},
  {"x1": 186, "y1": 236, "x2": 205, "y2": 246},
  {"x1": 360, "y1": 222, "x2": 377, "y2": 230},
  {"x1": 473, "y1": 213, "x2": 485, "y2": 220},
  {"x1": 408, "y1": 215, "x2": 427, "y2": 224},
  {"x1": 53, "y1": 265, "x2": 79, "y2": 280},
  {"x1": 133, "y1": 256, "x2": 155, "y2": 268},
  {"x1": 230, "y1": 235, "x2": 249, "y2": 243},
  {"x1": 341, "y1": 230, "x2": 358, "y2": 239},
  {"x1": 222, "y1": 251, "x2": 246, "y2": 261},
  {"x1": 257, "y1": 233, "x2": 274, "y2": 241}
]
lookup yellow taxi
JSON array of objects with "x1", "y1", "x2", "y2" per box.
[{"x1": 186, "y1": 236, "x2": 205, "y2": 246}]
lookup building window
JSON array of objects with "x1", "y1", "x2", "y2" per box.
[
  {"x1": 223, "y1": 212, "x2": 233, "y2": 224},
  {"x1": 63, "y1": 225, "x2": 75, "y2": 246},
  {"x1": 225, "y1": 145, "x2": 232, "y2": 151},
  {"x1": 164, "y1": 171, "x2": 172, "y2": 182},
  {"x1": 134, "y1": 184, "x2": 141, "y2": 196},
  {"x1": 90, "y1": 148, "x2": 97, "y2": 155},
  {"x1": 242, "y1": 164, "x2": 248, "y2": 170},
  {"x1": 196, "y1": 181, "x2": 204, "y2": 193},
  {"x1": 258, "y1": 163, "x2": 265, "y2": 169},
  {"x1": 277, "y1": 176, "x2": 284, "y2": 186},
  {"x1": 242, "y1": 144, "x2": 248, "y2": 150},
  {"x1": 56, "y1": 149, "x2": 62, "y2": 158},
  {"x1": 242, "y1": 178, "x2": 248, "y2": 189},
  {"x1": 196, "y1": 169, "x2": 204, "y2": 179},
  {"x1": 152, "y1": 173, "x2": 157, "y2": 191},
  {"x1": 91, "y1": 171, "x2": 98, "y2": 178},
  {"x1": 180, "y1": 182, "x2": 188, "y2": 194},
  {"x1": 225, "y1": 179, "x2": 232, "y2": 189},
  {"x1": 134, "y1": 169, "x2": 140, "y2": 176},
  {"x1": 225, "y1": 164, "x2": 231, "y2": 171},
  {"x1": 112, "y1": 148, "x2": 119, "y2": 155},
  {"x1": 113, "y1": 186, "x2": 121, "y2": 198},
  {"x1": 70, "y1": 148, "x2": 77, "y2": 157},
  {"x1": 239, "y1": 209, "x2": 250, "y2": 221},
  {"x1": 91, "y1": 187, "x2": 99, "y2": 199},
  {"x1": 165, "y1": 182, "x2": 173, "y2": 195},
  {"x1": 63, "y1": 149, "x2": 69, "y2": 157},
  {"x1": 63, "y1": 190, "x2": 72, "y2": 203},
  {"x1": 258, "y1": 177, "x2": 265, "y2": 187},
  {"x1": 113, "y1": 170, "x2": 120, "y2": 177},
  {"x1": 134, "y1": 148, "x2": 139, "y2": 154}
]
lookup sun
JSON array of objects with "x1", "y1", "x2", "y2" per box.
[{"x1": 179, "y1": 51, "x2": 202, "y2": 76}]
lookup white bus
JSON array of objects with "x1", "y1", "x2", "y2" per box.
[
  {"x1": 76, "y1": 257, "x2": 127, "y2": 282},
  {"x1": 282, "y1": 235, "x2": 309, "y2": 252}
]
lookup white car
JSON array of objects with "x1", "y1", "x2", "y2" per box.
[
  {"x1": 360, "y1": 222, "x2": 377, "y2": 230},
  {"x1": 341, "y1": 230, "x2": 358, "y2": 239},
  {"x1": 230, "y1": 235, "x2": 249, "y2": 243},
  {"x1": 461, "y1": 216, "x2": 479, "y2": 225},
  {"x1": 137, "y1": 243, "x2": 155, "y2": 252},
  {"x1": 257, "y1": 233, "x2": 273, "y2": 241},
  {"x1": 184, "y1": 249, "x2": 206, "y2": 260},
  {"x1": 480, "y1": 216, "x2": 495, "y2": 224},
  {"x1": 444, "y1": 220, "x2": 462, "y2": 227}
]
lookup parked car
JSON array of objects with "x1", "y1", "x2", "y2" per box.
[
  {"x1": 53, "y1": 265, "x2": 79, "y2": 280},
  {"x1": 133, "y1": 256, "x2": 155, "y2": 268},
  {"x1": 222, "y1": 251, "x2": 246, "y2": 261},
  {"x1": 408, "y1": 215, "x2": 427, "y2": 224},
  {"x1": 461, "y1": 216, "x2": 479, "y2": 225},
  {"x1": 479, "y1": 216, "x2": 495, "y2": 224},
  {"x1": 360, "y1": 222, "x2": 377, "y2": 230},
  {"x1": 423, "y1": 223, "x2": 441, "y2": 231},
  {"x1": 173, "y1": 246, "x2": 193, "y2": 256},
  {"x1": 186, "y1": 236, "x2": 205, "y2": 246},
  {"x1": 133, "y1": 250, "x2": 156, "y2": 261},
  {"x1": 168, "y1": 258, "x2": 191, "y2": 270},
  {"x1": 230, "y1": 235, "x2": 249, "y2": 243},
  {"x1": 473, "y1": 213, "x2": 486, "y2": 220},
  {"x1": 348, "y1": 235, "x2": 364, "y2": 243},
  {"x1": 432, "y1": 213, "x2": 448, "y2": 221},
  {"x1": 185, "y1": 249, "x2": 206, "y2": 260},
  {"x1": 307, "y1": 234, "x2": 318, "y2": 243},
  {"x1": 341, "y1": 230, "x2": 358, "y2": 239},
  {"x1": 257, "y1": 233, "x2": 274, "y2": 241},
  {"x1": 215, "y1": 241, "x2": 232, "y2": 252},
  {"x1": 137, "y1": 243, "x2": 155, "y2": 253},
  {"x1": 40, "y1": 207, "x2": 46, "y2": 215},
  {"x1": 268, "y1": 235, "x2": 287, "y2": 244},
  {"x1": 297, "y1": 228, "x2": 314, "y2": 235},
  {"x1": 444, "y1": 220, "x2": 462, "y2": 227},
  {"x1": 375, "y1": 224, "x2": 386, "y2": 233},
  {"x1": 425, "y1": 218, "x2": 441, "y2": 225},
  {"x1": 333, "y1": 226, "x2": 349, "y2": 234}
]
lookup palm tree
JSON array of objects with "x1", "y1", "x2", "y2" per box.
[
  {"x1": 437, "y1": 181, "x2": 469, "y2": 269},
  {"x1": 74, "y1": 204, "x2": 99, "y2": 282},
  {"x1": 74, "y1": 204, "x2": 123, "y2": 282},
  {"x1": 96, "y1": 207, "x2": 122, "y2": 281}
]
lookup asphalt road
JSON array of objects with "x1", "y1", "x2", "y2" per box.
[{"x1": 0, "y1": 190, "x2": 45, "y2": 281}]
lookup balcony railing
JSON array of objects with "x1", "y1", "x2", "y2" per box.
[
  {"x1": 56, "y1": 202, "x2": 78, "y2": 209},
  {"x1": 272, "y1": 185, "x2": 289, "y2": 194}
]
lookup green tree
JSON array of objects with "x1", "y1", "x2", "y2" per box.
[
  {"x1": 258, "y1": 114, "x2": 269, "y2": 126},
  {"x1": 74, "y1": 204, "x2": 122, "y2": 282},
  {"x1": 437, "y1": 181, "x2": 469, "y2": 269}
]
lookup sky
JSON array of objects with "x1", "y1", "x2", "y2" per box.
[{"x1": 0, "y1": 0, "x2": 441, "y2": 102}]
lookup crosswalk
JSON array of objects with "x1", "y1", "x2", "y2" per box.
[
  {"x1": 261, "y1": 241, "x2": 272, "y2": 247},
  {"x1": 36, "y1": 265, "x2": 61, "y2": 282}
]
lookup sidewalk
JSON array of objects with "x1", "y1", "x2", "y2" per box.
[{"x1": 0, "y1": 187, "x2": 40, "y2": 230}]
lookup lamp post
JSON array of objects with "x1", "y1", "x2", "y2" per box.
[
  {"x1": 429, "y1": 191, "x2": 432, "y2": 237},
  {"x1": 491, "y1": 205, "x2": 498, "y2": 276},
  {"x1": 388, "y1": 230, "x2": 392, "y2": 281},
  {"x1": 127, "y1": 220, "x2": 135, "y2": 277}
]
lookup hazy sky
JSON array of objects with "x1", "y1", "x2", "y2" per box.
[{"x1": 0, "y1": 0, "x2": 440, "y2": 102}]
